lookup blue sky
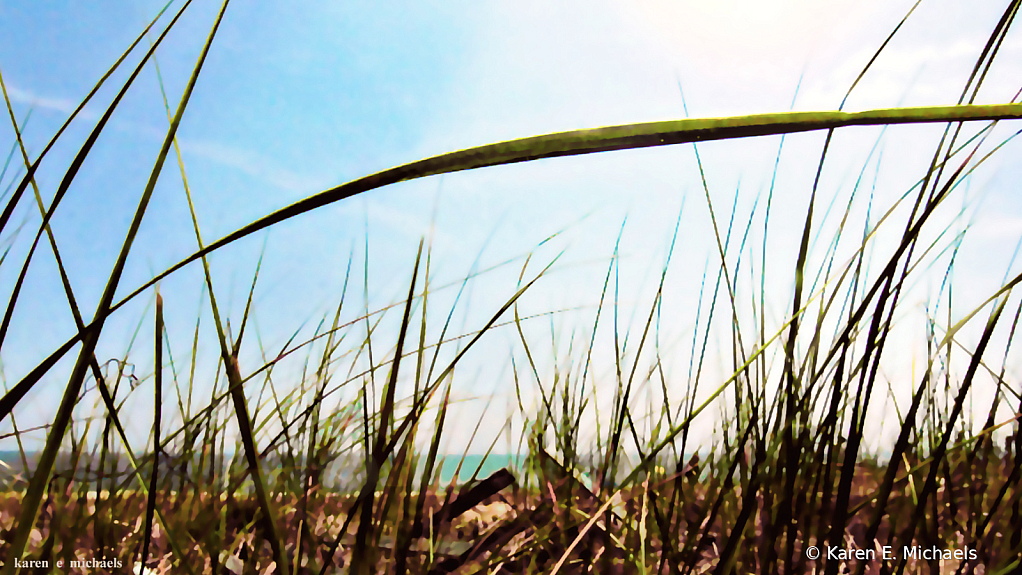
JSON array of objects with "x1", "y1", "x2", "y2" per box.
[{"x1": 1, "y1": 0, "x2": 1021, "y2": 455}]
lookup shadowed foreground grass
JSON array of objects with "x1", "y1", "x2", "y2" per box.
[
  {"x1": 0, "y1": 443, "x2": 1019, "y2": 573},
  {"x1": 2, "y1": 1, "x2": 1022, "y2": 574}
]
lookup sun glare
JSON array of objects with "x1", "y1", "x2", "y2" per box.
[{"x1": 628, "y1": 0, "x2": 873, "y2": 73}]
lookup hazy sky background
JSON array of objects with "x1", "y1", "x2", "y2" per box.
[{"x1": 1, "y1": 0, "x2": 1021, "y2": 456}]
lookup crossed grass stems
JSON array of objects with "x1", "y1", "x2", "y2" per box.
[{"x1": 1, "y1": 0, "x2": 1022, "y2": 573}]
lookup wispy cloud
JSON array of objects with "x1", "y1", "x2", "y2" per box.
[
  {"x1": 4, "y1": 84, "x2": 99, "y2": 120},
  {"x1": 6, "y1": 84, "x2": 331, "y2": 197},
  {"x1": 176, "y1": 138, "x2": 333, "y2": 195}
]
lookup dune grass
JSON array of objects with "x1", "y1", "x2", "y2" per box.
[{"x1": 2, "y1": 1, "x2": 1022, "y2": 574}]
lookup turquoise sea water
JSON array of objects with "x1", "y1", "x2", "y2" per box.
[
  {"x1": 430, "y1": 454, "x2": 527, "y2": 484},
  {"x1": 0, "y1": 451, "x2": 529, "y2": 488}
]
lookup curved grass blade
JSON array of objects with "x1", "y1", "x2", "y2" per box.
[
  {"x1": 3, "y1": 102, "x2": 1016, "y2": 433},
  {"x1": 108, "y1": 102, "x2": 1022, "y2": 320}
]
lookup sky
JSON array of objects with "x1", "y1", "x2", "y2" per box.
[{"x1": 1, "y1": 0, "x2": 1021, "y2": 457}]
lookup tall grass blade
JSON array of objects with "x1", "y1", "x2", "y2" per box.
[
  {"x1": 1, "y1": 1, "x2": 226, "y2": 570},
  {"x1": 893, "y1": 298, "x2": 1008, "y2": 574},
  {"x1": 139, "y1": 293, "x2": 163, "y2": 571},
  {"x1": 0, "y1": 0, "x2": 194, "y2": 425},
  {"x1": 352, "y1": 240, "x2": 422, "y2": 574},
  {"x1": 0, "y1": 0, "x2": 175, "y2": 238}
]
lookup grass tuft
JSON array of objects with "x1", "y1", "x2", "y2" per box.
[{"x1": 2, "y1": 2, "x2": 1022, "y2": 574}]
